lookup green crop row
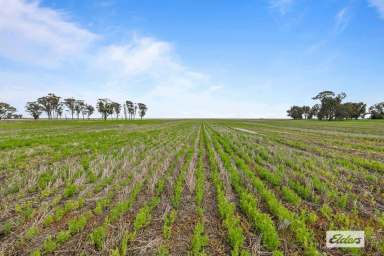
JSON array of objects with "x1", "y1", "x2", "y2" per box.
[
  {"x1": 208, "y1": 130, "x2": 281, "y2": 253},
  {"x1": 0, "y1": 130, "x2": 162, "y2": 237},
  {"x1": 203, "y1": 128, "x2": 249, "y2": 256},
  {"x1": 112, "y1": 145, "x2": 188, "y2": 255},
  {"x1": 209, "y1": 128, "x2": 319, "y2": 255},
  {"x1": 158, "y1": 129, "x2": 199, "y2": 255},
  {"x1": 7, "y1": 131, "x2": 174, "y2": 253},
  {"x1": 87, "y1": 133, "x2": 190, "y2": 252},
  {"x1": 25, "y1": 129, "x2": 188, "y2": 255},
  {"x1": 191, "y1": 128, "x2": 208, "y2": 255},
  {"x1": 171, "y1": 147, "x2": 194, "y2": 208}
]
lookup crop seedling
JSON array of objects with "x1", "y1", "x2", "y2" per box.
[{"x1": 1, "y1": 120, "x2": 382, "y2": 255}]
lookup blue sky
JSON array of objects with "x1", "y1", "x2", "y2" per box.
[{"x1": 0, "y1": 0, "x2": 383, "y2": 118}]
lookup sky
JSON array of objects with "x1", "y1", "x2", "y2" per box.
[{"x1": 0, "y1": 0, "x2": 383, "y2": 118}]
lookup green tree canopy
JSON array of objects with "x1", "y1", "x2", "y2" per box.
[
  {"x1": 369, "y1": 102, "x2": 384, "y2": 119},
  {"x1": 97, "y1": 99, "x2": 114, "y2": 120},
  {"x1": 137, "y1": 103, "x2": 148, "y2": 120},
  {"x1": 25, "y1": 102, "x2": 42, "y2": 120},
  {"x1": 287, "y1": 106, "x2": 304, "y2": 120},
  {"x1": 0, "y1": 102, "x2": 16, "y2": 120}
]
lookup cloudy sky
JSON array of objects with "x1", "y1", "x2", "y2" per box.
[{"x1": 0, "y1": 0, "x2": 383, "y2": 118}]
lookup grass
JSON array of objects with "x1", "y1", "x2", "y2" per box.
[{"x1": 0, "y1": 119, "x2": 383, "y2": 255}]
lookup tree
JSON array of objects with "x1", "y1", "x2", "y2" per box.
[
  {"x1": 81, "y1": 104, "x2": 88, "y2": 120},
  {"x1": 85, "y1": 104, "x2": 95, "y2": 119},
  {"x1": 57, "y1": 103, "x2": 64, "y2": 119},
  {"x1": 134, "y1": 104, "x2": 137, "y2": 119},
  {"x1": 137, "y1": 103, "x2": 148, "y2": 120},
  {"x1": 287, "y1": 106, "x2": 304, "y2": 120},
  {"x1": 126, "y1": 101, "x2": 135, "y2": 120},
  {"x1": 369, "y1": 102, "x2": 384, "y2": 119},
  {"x1": 353, "y1": 102, "x2": 367, "y2": 119},
  {"x1": 64, "y1": 98, "x2": 76, "y2": 119},
  {"x1": 302, "y1": 106, "x2": 311, "y2": 119},
  {"x1": 312, "y1": 91, "x2": 346, "y2": 120},
  {"x1": 97, "y1": 99, "x2": 114, "y2": 120},
  {"x1": 335, "y1": 103, "x2": 349, "y2": 120},
  {"x1": 11, "y1": 114, "x2": 23, "y2": 119},
  {"x1": 49, "y1": 93, "x2": 61, "y2": 118},
  {"x1": 37, "y1": 93, "x2": 60, "y2": 119},
  {"x1": 342, "y1": 102, "x2": 366, "y2": 120},
  {"x1": 37, "y1": 96, "x2": 50, "y2": 119},
  {"x1": 308, "y1": 104, "x2": 320, "y2": 120},
  {"x1": 0, "y1": 102, "x2": 16, "y2": 120},
  {"x1": 25, "y1": 102, "x2": 42, "y2": 120},
  {"x1": 74, "y1": 100, "x2": 84, "y2": 119},
  {"x1": 112, "y1": 102, "x2": 121, "y2": 119}
]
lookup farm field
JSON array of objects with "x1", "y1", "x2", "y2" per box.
[{"x1": 0, "y1": 119, "x2": 383, "y2": 256}]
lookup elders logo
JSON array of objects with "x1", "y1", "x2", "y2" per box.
[{"x1": 326, "y1": 231, "x2": 365, "y2": 248}]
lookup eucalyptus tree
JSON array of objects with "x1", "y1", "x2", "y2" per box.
[
  {"x1": 57, "y1": 103, "x2": 64, "y2": 119},
  {"x1": 309, "y1": 104, "x2": 320, "y2": 119},
  {"x1": 84, "y1": 104, "x2": 94, "y2": 119},
  {"x1": 302, "y1": 106, "x2": 311, "y2": 119},
  {"x1": 137, "y1": 103, "x2": 148, "y2": 120},
  {"x1": 369, "y1": 102, "x2": 384, "y2": 119},
  {"x1": 287, "y1": 106, "x2": 304, "y2": 120},
  {"x1": 312, "y1": 91, "x2": 346, "y2": 120},
  {"x1": 74, "y1": 100, "x2": 85, "y2": 119},
  {"x1": 97, "y1": 99, "x2": 114, "y2": 120},
  {"x1": 64, "y1": 98, "x2": 76, "y2": 119},
  {"x1": 50, "y1": 93, "x2": 61, "y2": 118},
  {"x1": 134, "y1": 104, "x2": 138, "y2": 119},
  {"x1": 126, "y1": 100, "x2": 134, "y2": 120},
  {"x1": 112, "y1": 102, "x2": 121, "y2": 119},
  {"x1": 37, "y1": 93, "x2": 60, "y2": 119},
  {"x1": 342, "y1": 102, "x2": 367, "y2": 119},
  {"x1": 81, "y1": 104, "x2": 88, "y2": 119},
  {"x1": 0, "y1": 102, "x2": 16, "y2": 120},
  {"x1": 25, "y1": 102, "x2": 42, "y2": 120}
]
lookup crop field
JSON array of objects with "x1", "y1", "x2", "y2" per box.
[{"x1": 0, "y1": 119, "x2": 383, "y2": 256}]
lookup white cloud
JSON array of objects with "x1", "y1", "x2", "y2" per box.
[
  {"x1": 95, "y1": 37, "x2": 174, "y2": 78},
  {"x1": 368, "y1": 0, "x2": 384, "y2": 19},
  {"x1": 269, "y1": 0, "x2": 295, "y2": 15},
  {"x1": 0, "y1": 0, "x2": 98, "y2": 66},
  {"x1": 334, "y1": 7, "x2": 351, "y2": 33},
  {"x1": 0, "y1": 0, "x2": 287, "y2": 118},
  {"x1": 92, "y1": 35, "x2": 225, "y2": 115}
]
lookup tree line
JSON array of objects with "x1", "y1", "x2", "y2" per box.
[
  {"x1": 287, "y1": 90, "x2": 384, "y2": 120},
  {"x1": 0, "y1": 93, "x2": 148, "y2": 120}
]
